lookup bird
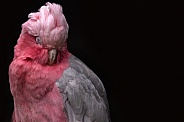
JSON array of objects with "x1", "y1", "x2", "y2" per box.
[{"x1": 8, "y1": 2, "x2": 111, "y2": 122}]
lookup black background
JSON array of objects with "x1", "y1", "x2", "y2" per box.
[{"x1": 1, "y1": 1, "x2": 184, "y2": 122}]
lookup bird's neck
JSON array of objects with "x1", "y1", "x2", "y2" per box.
[{"x1": 14, "y1": 33, "x2": 69, "y2": 66}]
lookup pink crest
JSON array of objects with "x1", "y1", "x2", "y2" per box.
[{"x1": 21, "y1": 2, "x2": 69, "y2": 47}]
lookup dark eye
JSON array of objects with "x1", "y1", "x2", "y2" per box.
[{"x1": 36, "y1": 36, "x2": 42, "y2": 45}]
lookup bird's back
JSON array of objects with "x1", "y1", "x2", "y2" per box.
[{"x1": 56, "y1": 54, "x2": 111, "y2": 122}]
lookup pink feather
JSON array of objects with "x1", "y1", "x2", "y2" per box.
[
  {"x1": 22, "y1": 2, "x2": 69, "y2": 50},
  {"x1": 9, "y1": 2, "x2": 70, "y2": 122}
]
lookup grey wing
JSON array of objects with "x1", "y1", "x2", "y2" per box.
[{"x1": 56, "y1": 55, "x2": 111, "y2": 122}]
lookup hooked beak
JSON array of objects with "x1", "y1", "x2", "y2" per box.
[{"x1": 48, "y1": 49, "x2": 57, "y2": 65}]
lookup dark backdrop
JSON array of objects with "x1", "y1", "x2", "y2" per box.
[{"x1": 1, "y1": 1, "x2": 184, "y2": 122}]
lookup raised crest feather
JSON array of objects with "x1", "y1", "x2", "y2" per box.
[{"x1": 21, "y1": 2, "x2": 69, "y2": 44}]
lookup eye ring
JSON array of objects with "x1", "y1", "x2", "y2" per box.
[{"x1": 36, "y1": 36, "x2": 42, "y2": 45}]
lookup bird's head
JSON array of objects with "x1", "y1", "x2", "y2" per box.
[{"x1": 20, "y1": 2, "x2": 69, "y2": 65}]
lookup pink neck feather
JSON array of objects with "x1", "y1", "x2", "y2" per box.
[
  {"x1": 9, "y1": 33, "x2": 70, "y2": 121},
  {"x1": 9, "y1": 3, "x2": 70, "y2": 121}
]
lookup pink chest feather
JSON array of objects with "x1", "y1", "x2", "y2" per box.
[{"x1": 9, "y1": 48, "x2": 70, "y2": 122}]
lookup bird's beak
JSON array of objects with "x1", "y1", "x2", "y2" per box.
[{"x1": 48, "y1": 49, "x2": 57, "y2": 65}]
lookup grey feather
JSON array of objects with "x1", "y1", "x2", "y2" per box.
[{"x1": 56, "y1": 55, "x2": 111, "y2": 122}]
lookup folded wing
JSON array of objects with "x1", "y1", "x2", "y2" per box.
[{"x1": 56, "y1": 55, "x2": 111, "y2": 122}]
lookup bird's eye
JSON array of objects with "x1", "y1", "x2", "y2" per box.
[{"x1": 36, "y1": 37, "x2": 42, "y2": 45}]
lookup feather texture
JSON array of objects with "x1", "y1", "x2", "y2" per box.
[
  {"x1": 22, "y1": 2, "x2": 68, "y2": 50},
  {"x1": 9, "y1": 2, "x2": 111, "y2": 122},
  {"x1": 56, "y1": 55, "x2": 111, "y2": 122}
]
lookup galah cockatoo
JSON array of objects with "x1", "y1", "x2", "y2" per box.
[{"x1": 9, "y1": 2, "x2": 111, "y2": 122}]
